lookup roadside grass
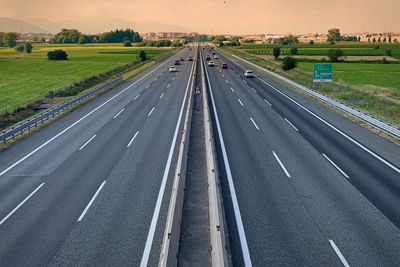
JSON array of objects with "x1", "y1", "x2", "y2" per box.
[
  {"x1": 222, "y1": 46, "x2": 400, "y2": 127},
  {"x1": 0, "y1": 44, "x2": 170, "y2": 114}
]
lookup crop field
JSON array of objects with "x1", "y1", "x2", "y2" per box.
[
  {"x1": 0, "y1": 44, "x2": 170, "y2": 114},
  {"x1": 239, "y1": 43, "x2": 400, "y2": 59},
  {"x1": 297, "y1": 62, "x2": 400, "y2": 93}
]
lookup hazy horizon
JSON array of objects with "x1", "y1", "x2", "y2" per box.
[{"x1": 1, "y1": 0, "x2": 399, "y2": 34}]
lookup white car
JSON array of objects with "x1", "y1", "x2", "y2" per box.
[
  {"x1": 208, "y1": 61, "x2": 215, "y2": 67},
  {"x1": 244, "y1": 70, "x2": 254, "y2": 78},
  {"x1": 214, "y1": 55, "x2": 219, "y2": 59},
  {"x1": 169, "y1": 66, "x2": 177, "y2": 72}
]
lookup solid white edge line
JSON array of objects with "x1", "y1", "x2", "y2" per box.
[
  {"x1": 255, "y1": 77, "x2": 400, "y2": 175},
  {"x1": 148, "y1": 107, "x2": 155, "y2": 117},
  {"x1": 127, "y1": 131, "x2": 139, "y2": 148},
  {"x1": 238, "y1": 99, "x2": 244, "y2": 106},
  {"x1": 284, "y1": 118, "x2": 299, "y2": 132},
  {"x1": 0, "y1": 182, "x2": 45, "y2": 226},
  {"x1": 272, "y1": 151, "x2": 291, "y2": 178},
  {"x1": 204, "y1": 55, "x2": 253, "y2": 267},
  {"x1": 230, "y1": 87, "x2": 235, "y2": 93},
  {"x1": 323, "y1": 154, "x2": 350, "y2": 179},
  {"x1": 0, "y1": 51, "x2": 178, "y2": 177},
  {"x1": 264, "y1": 99, "x2": 272, "y2": 106},
  {"x1": 160, "y1": 93, "x2": 164, "y2": 99},
  {"x1": 77, "y1": 180, "x2": 106, "y2": 222},
  {"x1": 220, "y1": 50, "x2": 400, "y2": 174},
  {"x1": 113, "y1": 108, "x2": 125, "y2": 119},
  {"x1": 140, "y1": 48, "x2": 196, "y2": 267},
  {"x1": 78, "y1": 134, "x2": 97, "y2": 151},
  {"x1": 329, "y1": 240, "x2": 350, "y2": 267},
  {"x1": 250, "y1": 117, "x2": 260, "y2": 131}
]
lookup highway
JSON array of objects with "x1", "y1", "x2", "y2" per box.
[
  {"x1": 202, "y1": 47, "x2": 400, "y2": 266},
  {"x1": 0, "y1": 45, "x2": 196, "y2": 266}
]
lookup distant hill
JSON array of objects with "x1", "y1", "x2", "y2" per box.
[{"x1": 0, "y1": 17, "x2": 49, "y2": 33}]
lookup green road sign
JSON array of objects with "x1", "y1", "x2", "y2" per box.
[{"x1": 313, "y1": 64, "x2": 333, "y2": 82}]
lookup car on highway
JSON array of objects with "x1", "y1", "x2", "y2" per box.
[
  {"x1": 214, "y1": 55, "x2": 219, "y2": 59},
  {"x1": 188, "y1": 56, "x2": 193, "y2": 61},
  {"x1": 169, "y1": 66, "x2": 177, "y2": 72},
  {"x1": 244, "y1": 69, "x2": 254, "y2": 78},
  {"x1": 206, "y1": 55, "x2": 211, "y2": 60},
  {"x1": 194, "y1": 86, "x2": 201, "y2": 95},
  {"x1": 212, "y1": 52, "x2": 216, "y2": 55},
  {"x1": 180, "y1": 57, "x2": 185, "y2": 61},
  {"x1": 174, "y1": 59, "x2": 181, "y2": 65},
  {"x1": 221, "y1": 63, "x2": 228, "y2": 69},
  {"x1": 208, "y1": 61, "x2": 215, "y2": 67}
]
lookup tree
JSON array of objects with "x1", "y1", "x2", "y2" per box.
[
  {"x1": 327, "y1": 48, "x2": 345, "y2": 62},
  {"x1": 54, "y1": 29, "x2": 81, "y2": 43},
  {"x1": 172, "y1": 40, "x2": 182, "y2": 47},
  {"x1": 388, "y1": 36, "x2": 392, "y2": 43},
  {"x1": 47, "y1": 50, "x2": 68, "y2": 60},
  {"x1": 14, "y1": 44, "x2": 24, "y2": 52},
  {"x1": 372, "y1": 37, "x2": 376, "y2": 42},
  {"x1": 378, "y1": 37, "x2": 381, "y2": 42},
  {"x1": 383, "y1": 37, "x2": 387, "y2": 43},
  {"x1": 78, "y1": 35, "x2": 87, "y2": 44},
  {"x1": 282, "y1": 56, "x2": 297, "y2": 71},
  {"x1": 132, "y1": 32, "x2": 142, "y2": 42},
  {"x1": 123, "y1": 40, "x2": 132, "y2": 47},
  {"x1": 385, "y1": 49, "x2": 392, "y2": 57},
  {"x1": 327, "y1": 28, "x2": 342, "y2": 42},
  {"x1": 24, "y1": 43, "x2": 32, "y2": 53},
  {"x1": 273, "y1": 47, "x2": 281, "y2": 60},
  {"x1": 280, "y1": 34, "x2": 298, "y2": 45},
  {"x1": 0, "y1": 32, "x2": 18, "y2": 47},
  {"x1": 138, "y1": 50, "x2": 147, "y2": 61},
  {"x1": 290, "y1": 47, "x2": 299, "y2": 55},
  {"x1": 309, "y1": 40, "x2": 314, "y2": 45}
]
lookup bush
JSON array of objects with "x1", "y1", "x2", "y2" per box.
[
  {"x1": 273, "y1": 47, "x2": 281, "y2": 59},
  {"x1": 290, "y1": 47, "x2": 299, "y2": 55},
  {"x1": 374, "y1": 45, "x2": 380, "y2": 49},
  {"x1": 138, "y1": 50, "x2": 147, "y2": 61},
  {"x1": 385, "y1": 49, "x2": 392, "y2": 57},
  {"x1": 24, "y1": 43, "x2": 32, "y2": 53},
  {"x1": 123, "y1": 40, "x2": 132, "y2": 47},
  {"x1": 14, "y1": 44, "x2": 24, "y2": 52},
  {"x1": 47, "y1": 50, "x2": 68, "y2": 60},
  {"x1": 282, "y1": 56, "x2": 297, "y2": 71},
  {"x1": 327, "y1": 48, "x2": 345, "y2": 62},
  {"x1": 309, "y1": 40, "x2": 314, "y2": 45}
]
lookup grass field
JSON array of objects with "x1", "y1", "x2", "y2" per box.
[
  {"x1": 0, "y1": 44, "x2": 170, "y2": 114},
  {"x1": 239, "y1": 43, "x2": 400, "y2": 59},
  {"x1": 297, "y1": 62, "x2": 400, "y2": 93}
]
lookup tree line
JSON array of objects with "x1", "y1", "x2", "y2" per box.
[
  {"x1": 51, "y1": 28, "x2": 143, "y2": 44},
  {"x1": 0, "y1": 32, "x2": 18, "y2": 47}
]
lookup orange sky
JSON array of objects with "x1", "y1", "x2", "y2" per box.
[{"x1": 0, "y1": 0, "x2": 399, "y2": 34}]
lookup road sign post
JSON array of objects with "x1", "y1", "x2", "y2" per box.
[{"x1": 313, "y1": 64, "x2": 333, "y2": 82}]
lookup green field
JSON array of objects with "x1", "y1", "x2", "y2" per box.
[
  {"x1": 297, "y1": 62, "x2": 400, "y2": 92},
  {"x1": 0, "y1": 44, "x2": 170, "y2": 113},
  {"x1": 239, "y1": 43, "x2": 400, "y2": 59}
]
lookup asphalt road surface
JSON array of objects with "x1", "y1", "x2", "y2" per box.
[
  {"x1": 202, "y1": 46, "x2": 400, "y2": 266},
  {"x1": 0, "y1": 45, "x2": 196, "y2": 266}
]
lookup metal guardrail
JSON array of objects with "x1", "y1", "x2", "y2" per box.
[
  {"x1": 228, "y1": 53, "x2": 400, "y2": 140},
  {"x1": 0, "y1": 76, "x2": 123, "y2": 145}
]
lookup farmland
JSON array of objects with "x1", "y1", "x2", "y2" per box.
[
  {"x1": 0, "y1": 44, "x2": 170, "y2": 114},
  {"x1": 238, "y1": 43, "x2": 400, "y2": 59}
]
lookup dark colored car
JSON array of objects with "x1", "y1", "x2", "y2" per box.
[
  {"x1": 174, "y1": 59, "x2": 180, "y2": 65},
  {"x1": 194, "y1": 86, "x2": 201, "y2": 95},
  {"x1": 206, "y1": 55, "x2": 211, "y2": 60},
  {"x1": 221, "y1": 63, "x2": 228, "y2": 69}
]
